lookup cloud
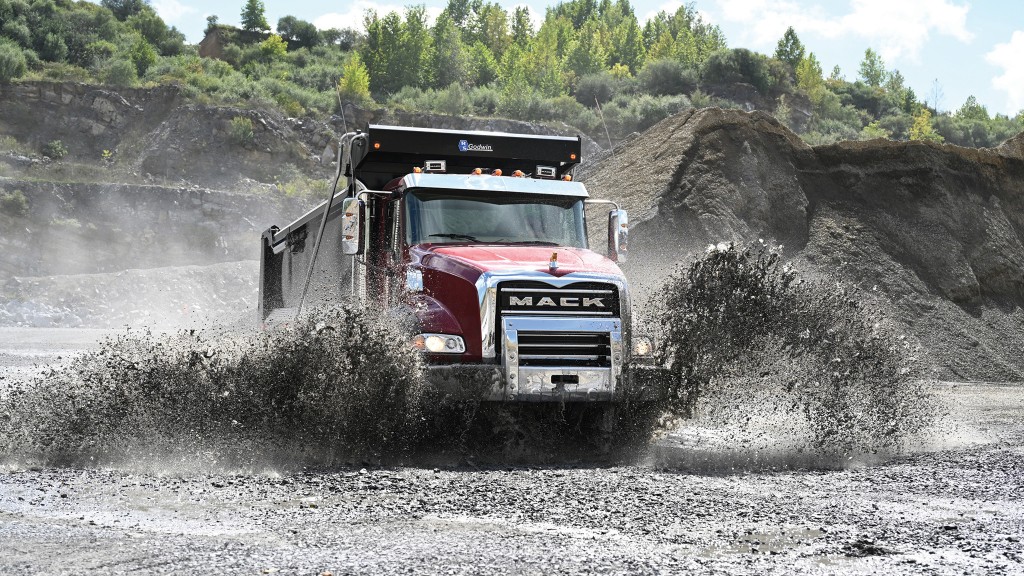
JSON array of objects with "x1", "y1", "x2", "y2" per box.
[
  {"x1": 712, "y1": 0, "x2": 973, "y2": 62},
  {"x1": 151, "y1": 0, "x2": 195, "y2": 24},
  {"x1": 314, "y1": 2, "x2": 442, "y2": 31},
  {"x1": 985, "y1": 30, "x2": 1024, "y2": 115}
]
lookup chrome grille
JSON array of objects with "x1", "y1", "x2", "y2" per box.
[
  {"x1": 495, "y1": 281, "x2": 620, "y2": 357},
  {"x1": 516, "y1": 331, "x2": 612, "y2": 367}
]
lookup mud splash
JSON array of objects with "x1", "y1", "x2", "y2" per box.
[
  {"x1": 647, "y1": 243, "x2": 938, "y2": 465},
  {"x1": 0, "y1": 308, "x2": 656, "y2": 470},
  {"x1": 0, "y1": 308, "x2": 426, "y2": 469}
]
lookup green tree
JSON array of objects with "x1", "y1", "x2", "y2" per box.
[
  {"x1": 277, "y1": 16, "x2": 320, "y2": 49},
  {"x1": 430, "y1": 12, "x2": 468, "y2": 89},
  {"x1": 909, "y1": 108, "x2": 943, "y2": 143},
  {"x1": 511, "y1": 6, "x2": 532, "y2": 48},
  {"x1": 101, "y1": 0, "x2": 145, "y2": 21},
  {"x1": 883, "y1": 69, "x2": 907, "y2": 110},
  {"x1": 564, "y1": 20, "x2": 608, "y2": 79},
  {"x1": 796, "y1": 52, "x2": 824, "y2": 103},
  {"x1": 609, "y1": 13, "x2": 644, "y2": 73},
  {"x1": 956, "y1": 95, "x2": 988, "y2": 121},
  {"x1": 361, "y1": 10, "x2": 402, "y2": 94},
  {"x1": 240, "y1": 0, "x2": 269, "y2": 33},
  {"x1": 468, "y1": 40, "x2": 499, "y2": 86},
  {"x1": 469, "y1": 3, "x2": 510, "y2": 61},
  {"x1": 338, "y1": 52, "x2": 372, "y2": 106},
  {"x1": 774, "y1": 26, "x2": 805, "y2": 70},
  {"x1": 858, "y1": 47, "x2": 886, "y2": 87},
  {"x1": 395, "y1": 5, "x2": 432, "y2": 89}
]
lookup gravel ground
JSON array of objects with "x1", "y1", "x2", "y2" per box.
[{"x1": 1, "y1": 330, "x2": 1022, "y2": 575}]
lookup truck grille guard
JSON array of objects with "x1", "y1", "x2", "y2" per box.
[{"x1": 475, "y1": 271, "x2": 631, "y2": 400}]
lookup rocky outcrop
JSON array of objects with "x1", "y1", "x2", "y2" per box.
[
  {"x1": 0, "y1": 81, "x2": 324, "y2": 188},
  {"x1": 0, "y1": 81, "x2": 602, "y2": 189},
  {"x1": 582, "y1": 108, "x2": 1024, "y2": 381}
]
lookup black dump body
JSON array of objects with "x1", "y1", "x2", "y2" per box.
[
  {"x1": 258, "y1": 125, "x2": 582, "y2": 321},
  {"x1": 350, "y1": 125, "x2": 581, "y2": 189}
]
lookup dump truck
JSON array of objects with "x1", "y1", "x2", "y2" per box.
[{"x1": 259, "y1": 125, "x2": 662, "y2": 418}]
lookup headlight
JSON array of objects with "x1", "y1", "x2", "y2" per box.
[
  {"x1": 631, "y1": 336, "x2": 654, "y2": 357},
  {"x1": 412, "y1": 333, "x2": 466, "y2": 354}
]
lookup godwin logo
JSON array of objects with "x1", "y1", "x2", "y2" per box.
[{"x1": 458, "y1": 139, "x2": 493, "y2": 153}]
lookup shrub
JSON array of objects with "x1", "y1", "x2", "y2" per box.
[
  {"x1": 0, "y1": 39, "x2": 27, "y2": 83},
  {"x1": 0, "y1": 189, "x2": 29, "y2": 217},
  {"x1": 468, "y1": 85, "x2": 500, "y2": 115},
  {"x1": 42, "y1": 139, "x2": 68, "y2": 159},
  {"x1": 337, "y1": 52, "x2": 371, "y2": 107},
  {"x1": 637, "y1": 59, "x2": 696, "y2": 96},
  {"x1": 228, "y1": 116, "x2": 255, "y2": 146},
  {"x1": 126, "y1": 34, "x2": 156, "y2": 76},
  {"x1": 657, "y1": 242, "x2": 934, "y2": 451},
  {"x1": 102, "y1": 57, "x2": 137, "y2": 86},
  {"x1": 436, "y1": 83, "x2": 469, "y2": 116},
  {"x1": 701, "y1": 48, "x2": 780, "y2": 95},
  {"x1": 574, "y1": 72, "x2": 617, "y2": 105},
  {"x1": 258, "y1": 34, "x2": 288, "y2": 62}
]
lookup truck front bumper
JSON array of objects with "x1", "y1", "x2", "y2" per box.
[{"x1": 424, "y1": 363, "x2": 669, "y2": 403}]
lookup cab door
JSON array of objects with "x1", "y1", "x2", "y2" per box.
[{"x1": 365, "y1": 196, "x2": 404, "y2": 307}]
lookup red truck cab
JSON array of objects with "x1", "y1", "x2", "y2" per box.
[{"x1": 260, "y1": 125, "x2": 659, "y2": 405}]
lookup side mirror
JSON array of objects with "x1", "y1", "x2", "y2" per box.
[
  {"x1": 608, "y1": 209, "x2": 628, "y2": 262},
  {"x1": 341, "y1": 197, "x2": 364, "y2": 255}
]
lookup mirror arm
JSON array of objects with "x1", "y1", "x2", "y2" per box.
[{"x1": 585, "y1": 198, "x2": 620, "y2": 210}]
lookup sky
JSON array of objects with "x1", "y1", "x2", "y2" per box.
[{"x1": 145, "y1": 0, "x2": 1024, "y2": 117}]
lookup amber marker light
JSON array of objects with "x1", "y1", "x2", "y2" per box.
[
  {"x1": 570, "y1": 153, "x2": 577, "y2": 160},
  {"x1": 373, "y1": 142, "x2": 381, "y2": 149},
  {"x1": 512, "y1": 170, "x2": 525, "y2": 177},
  {"x1": 471, "y1": 168, "x2": 483, "y2": 175},
  {"x1": 562, "y1": 175, "x2": 573, "y2": 181},
  {"x1": 412, "y1": 166, "x2": 422, "y2": 173}
]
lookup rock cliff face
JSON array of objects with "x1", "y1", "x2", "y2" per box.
[{"x1": 582, "y1": 108, "x2": 1024, "y2": 381}]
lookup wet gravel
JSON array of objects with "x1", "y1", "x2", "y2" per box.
[{"x1": 1, "y1": 334, "x2": 1022, "y2": 575}]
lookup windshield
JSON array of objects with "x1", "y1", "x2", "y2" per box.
[{"x1": 404, "y1": 189, "x2": 587, "y2": 248}]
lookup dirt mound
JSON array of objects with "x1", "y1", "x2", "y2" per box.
[{"x1": 582, "y1": 108, "x2": 1024, "y2": 381}]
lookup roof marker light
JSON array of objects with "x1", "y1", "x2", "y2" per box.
[
  {"x1": 512, "y1": 170, "x2": 525, "y2": 178},
  {"x1": 412, "y1": 167, "x2": 422, "y2": 173},
  {"x1": 471, "y1": 168, "x2": 483, "y2": 175},
  {"x1": 373, "y1": 142, "x2": 381, "y2": 149},
  {"x1": 570, "y1": 153, "x2": 577, "y2": 160},
  {"x1": 491, "y1": 169, "x2": 502, "y2": 176},
  {"x1": 562, "y1": 174, "x2": 573, "y2": 181}
]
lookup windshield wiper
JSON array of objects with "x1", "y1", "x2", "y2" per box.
[
  {"x1": 494, "y1": 240, "x2": 560, "y2": 245},
  {"x1": 429, "y1": 233, "x2": 480, "y2": 242}
]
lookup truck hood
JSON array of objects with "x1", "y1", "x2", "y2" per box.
[{"x1": 414, "y1": 244, "x2": 624, "y2": 279}]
